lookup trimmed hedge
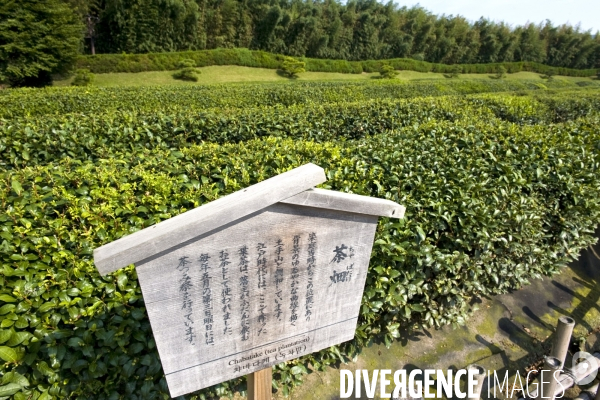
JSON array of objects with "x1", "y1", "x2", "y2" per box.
[
  {"x1": 1, "y1": 112, "x2": 600, "y2": 398},
  {"x1": 2, "y1": 90, "x2": 600, "y2": 170},
  {"x1": 1, "y1": 82, "x2": 600, "y2": 399},
  {"x1": 0, "y1": 96, "x2": 481, "y2": 168},
  {"x1": 0, "y1": 79, "x2": 582, "y2": 119},
  {"x1": 76, "y1": 48, "x2": 283, "y2": 74},
  {"x1": 360, "y1": 59, "x2": 599, "y2": 77},
  {"x1": 74, "y1": 48, "x2": 599, "y2": 77}
]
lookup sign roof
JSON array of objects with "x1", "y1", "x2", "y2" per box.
[{"x1": 94, "y1": 164, "x2": 404, "y2": 275}]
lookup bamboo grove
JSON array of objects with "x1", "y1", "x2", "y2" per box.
[{"x1": 69, "y1": 0, "x2": 600, "y2": 69}]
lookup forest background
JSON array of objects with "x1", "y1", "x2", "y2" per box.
[{"x1": 70, "y1": 0, "x2": 600, "y2": 69}]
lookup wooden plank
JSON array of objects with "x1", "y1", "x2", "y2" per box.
[
  {"x1": 247, "y1": 368, "x2": 272, "y2": 400},
  {"x1": 280, "y1": 188, "x2": 405, "y2": 218},
  {"x1": 93, "y1": 163, "x2": 326, "y2": 275},
  {"x1": 135, "y1": 202, "x2": 379, "y2": 397}
]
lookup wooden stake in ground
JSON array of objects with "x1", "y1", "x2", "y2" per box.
[{"x1": 247, "y1": 368, "x2": 272, "y2": 400}]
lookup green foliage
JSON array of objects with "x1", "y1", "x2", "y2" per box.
[
  {"x1": 280, "y1": 57, "x2": 306, "y2": 78},
  {"x1": 75, "y1": 49, "x2": 599, "y2": 77},
  {"x1": 0, "y1": 79, "x2": 579, "y2": 120},
  {"x1": 172, "y1": 67, "x2": 199, "y2": 82},
  {"x1": 77, "y1": 49, "x2": 284, "y2": 74},
  {"x1": 540, "y1": 69, "x2": 556, "y2": 81},
  {"x1": 443, "y1": 65, "x2": 461, "y2": 79},
  {"x1": 491, "y1": 66, "x2": 507, "y2": 79},
  {"x1": 379, "y1": 65, "x2": 399, "y2": 79},
  {"x1": 576, "y1": 81, "x2": 598, "y2": 87},
  {"x1": 177, "y1": 59, "x2": 196, "y2": 69},
  {"x1": 71, "y1": 69, "x2": 94, "y2": 86},
  {"x1": 80, "y1": 0, "x2": 600, "y2": 70},
  {"x1": 172, "y1": 58, "x2": 199, "y2": 81},
  {"x1": 94, "y1": 0, "x2": 201, "y2": 54},
  {"x1": 0, "y1": 83, "x2": 594, "y2": 169},
  {"x1": 1, "y1": 85, "x2": 600, "y2": 399},
  {"x1": 0, "y1": 0, "x2": 82, "y2": 87}
]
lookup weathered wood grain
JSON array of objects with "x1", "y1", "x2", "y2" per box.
[
  {"x1": 281, "y1": 188, "x2": 405, "y2": 218},
  {"x1": 93, "y1": 163, "x2": 326, "y2": 275},
  {"x1": 248, "y1": 368, "x2": 272, "y2": 400},
  {"x1": 135, "y1": 202, "x2": 379, "y2": 397},
  {"x1": 91, "y1": 163, "x2": 406, "y2": 398}
]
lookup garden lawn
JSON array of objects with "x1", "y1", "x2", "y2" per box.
[{"x1": 53, "y1": 66, "x2": 596, "y2": 87}]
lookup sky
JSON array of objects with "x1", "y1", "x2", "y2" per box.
[{"x1": 402, "y1": 0, "x2": 600, "y2": 33}]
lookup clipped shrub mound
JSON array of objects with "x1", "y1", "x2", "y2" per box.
[
  {"x1": 172, "y1": 68, "x2": 198, "y2": 81},
  {"x1": 172, "y1": 59, "x2": 199, "y2": 81},
  {"x1": 280, "y1": 57, "x2": 306, "y2": 78},
  {"x1": 71, "y1": 69, "x2": 95, "y2": 87},
  {"x1": 379, "y1": 64, "x2": 399, "y2": 79}
]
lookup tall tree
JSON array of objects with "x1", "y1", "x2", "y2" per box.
[
  {"x1": 514, "y1": 23, "x2": 546, "y2": 62},
  {"x1": 0, "y1": 0, "x2": 83, "y2": 87},
  {"x1": 66, "y1": 0, "x2": 102, "y2": 54},
  {"x1": 96, "y1": 0, "x2": 201, "y2": 53}
]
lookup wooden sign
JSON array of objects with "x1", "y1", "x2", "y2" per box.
[{"x1": 93, "y1": 163, "x2": 405, "y2": 397}]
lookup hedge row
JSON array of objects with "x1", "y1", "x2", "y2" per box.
[
  {"x1": 0, "y1": 96, "x2": 482, "y2": 168},
  {"x1": 360, "y1": 59, "x2": 599, "y2": 76},
  {"x1": 3, "y1": 91, "x2": 600, "y2": 169},
  {"x1": 0, "y1": 78, "x2": 583, "y2": 119},
  {"x1": 473, "y1": 91, "x2": 600, "y2": 124},
  {"x1": 1, "y1": 109, "x2": 600, "y2": 398},
  {"x1": 1, "y1": 82, "x2": 600, "y2": 398},
  {"x1": 74, "y1": 48, "x2": 599, "y2": 77}
]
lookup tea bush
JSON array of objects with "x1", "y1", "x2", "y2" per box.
[
  {"x1": 1, "y1": 89, "x2": 599, "y2": 170},
  {"x1": 0, "y1": 81, "x2": 599, "y2": 399},
  {"x1": 0, "y1": 95, "x2": 491, "y2": 168},
  {"x1": 0, "y1": 79, "x2": 580, "y2": 119}
]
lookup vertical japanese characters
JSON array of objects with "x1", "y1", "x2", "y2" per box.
[
  {"x1": 178, "y1": 233, "x2": 345, "y2": 346},
  {"x1": 256, "y1": 243, "x2": 268, "y2": 336},
  {"x1": 177, "y1": 256, "x2": 195, "y2": 345},
  {"x1": 200, "y1": 253, "x2": 214, "y2": 345},
  {"x1": 239, "y1": 246, "x2": 250, "y2": 341},
  {"x1": 329, "y1": 244, "x2": 355, "y2": 286},
  {"x1": 289, "y1": 235, "x2": 301, "y2": 326},
  {"x1": 274, "y1": 239, "x2": 284, "y2": 322},
  {"x1": 220, "y1": 250, "x2": 232, "y2": 336},
  {"x1": 305, "y1": 233, "x2": 317, "y2": 321}
]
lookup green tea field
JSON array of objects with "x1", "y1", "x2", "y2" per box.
[{"x1": 1, "y1": 78, "x2": 600, "y2": 399}]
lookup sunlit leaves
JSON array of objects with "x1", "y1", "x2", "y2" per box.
[{"x1": 0, "y1": 84, "x2": 599, "y2": 399}]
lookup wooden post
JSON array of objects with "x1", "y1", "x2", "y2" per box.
[{"x1": 247, "y1": 367, "x2": 272, "y2": 400}]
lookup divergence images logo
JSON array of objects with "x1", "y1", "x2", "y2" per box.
[{"x1": 573, "y1": 352, "x2": 598, "y2": 385}]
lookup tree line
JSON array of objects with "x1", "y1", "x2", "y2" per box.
[
  {"x1": 2, "y1": 0, "x2": 599, "y2": 87},
  {"x1": 71, "y1": 0, "x2": 600, "y2": 69}
]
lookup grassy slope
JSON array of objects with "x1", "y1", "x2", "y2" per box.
[{"x1": 54, "y1": 65, "x2": 596, "y2": 87}]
